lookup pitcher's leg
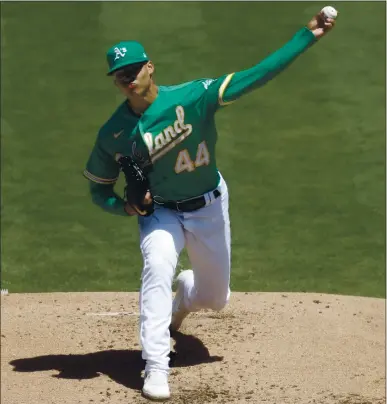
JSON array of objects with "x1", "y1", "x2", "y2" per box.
[
  {"x1": 138, "y1": 209, "x2": 184, "y2": 373},
  {"x1": 183, "y1": 178, "x2": 231, "y2": 312}
]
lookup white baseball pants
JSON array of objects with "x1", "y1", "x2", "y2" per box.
[{"x1": 137, "y1": 174, "x2": 231, "y2": 373}]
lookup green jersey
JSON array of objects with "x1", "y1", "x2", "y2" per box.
[
  {"x1": 84, "y1": 27, "x2": 316, "y2": 215},
  {"x1": 85, "y1": 77, "x2": 230, "y2": 200}
]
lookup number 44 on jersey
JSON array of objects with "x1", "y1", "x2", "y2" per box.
[{"x1": 175, "y1": 141, "x2": 210, "y2": 174}]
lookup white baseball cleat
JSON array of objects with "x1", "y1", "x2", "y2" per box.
[
  {"x1": 142, "y1": 371, "x2": 171, "y2": 401},
  {"x1": 170, "y1": 270, "x2": 192, "y2": 332}
]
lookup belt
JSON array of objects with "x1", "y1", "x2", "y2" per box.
[{"x1": 154, "y1": 189, "x2": 221, "y2": 212}]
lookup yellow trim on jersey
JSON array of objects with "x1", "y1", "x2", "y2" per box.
[
  {"x1": 218, "y1": 73, "x2": 236, "y2": 106},
  {"x1": 83, "y1": 169, "x2": 118, "y2": 184}
]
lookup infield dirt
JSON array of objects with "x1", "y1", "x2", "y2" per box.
[{"x1": 1, "y1": 292, "x2": 385, "y2": 404}]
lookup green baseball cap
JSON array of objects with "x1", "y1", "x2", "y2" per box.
[{"x1": 106, "y1": 41, "x2": 149, "y2": 75}]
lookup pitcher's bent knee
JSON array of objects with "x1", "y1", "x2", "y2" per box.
[
  {"x1": 207, "y1": 288, "x2": 231, "y2": 311},
  {"x1": 142, "y1": 255, "x2": 176, "y2": 280}
]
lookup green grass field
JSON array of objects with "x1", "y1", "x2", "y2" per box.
[{"x1": 1, "y1": 2, "x2": 385, "y2": 297}]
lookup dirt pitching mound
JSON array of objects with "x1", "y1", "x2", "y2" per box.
[{"x1": 1, "y1": 292, "x2": 385, "y2": 404}]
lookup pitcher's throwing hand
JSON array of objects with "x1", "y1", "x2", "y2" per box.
[{"x1": 308, "y1": 6, "x2": 338, "y2": 38}]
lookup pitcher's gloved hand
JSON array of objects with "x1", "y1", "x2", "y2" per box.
[
  {"x1": 118, "y1": 155, "x2": 154, "y2": 217},
  {"x1": 124, "y1": 191, "x2": 153, "y2": 216}
]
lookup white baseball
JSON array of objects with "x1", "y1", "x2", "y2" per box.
[{"x1": 321, "y1": 6, "x2": 338, "y2": 20}]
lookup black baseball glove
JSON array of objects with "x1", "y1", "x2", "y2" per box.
[{"x1": 117, "y1": 155, "x2": 154, "y2": 216}]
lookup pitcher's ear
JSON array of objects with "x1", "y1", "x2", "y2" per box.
[{"x1": 147, "y1": 61, "x2": 155, "y2": 75}]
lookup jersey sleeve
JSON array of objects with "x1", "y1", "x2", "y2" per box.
[
  {"x1": 83, "y1": 136, "x2": 119, "y2": 184},
  {"x1": 83, "y1": 134, "x2": 129, "y2": 216},
  {"x1": 201, "y1": 27, "x2": 316, "y2": 113},
  {"x1": 198, "y1": 75, "x2": 230, "y2": 115},
  {"x1": 89, "y1": 182, "x2": 128, "y2": 216}
]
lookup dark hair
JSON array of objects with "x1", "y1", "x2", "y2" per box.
[{"x1": 114, "y1": 61, "x2": 148, "y2": 85}]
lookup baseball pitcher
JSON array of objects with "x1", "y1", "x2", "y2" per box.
[{"x1": 84, "y1": 9, "x2": 337, "y2": 401}]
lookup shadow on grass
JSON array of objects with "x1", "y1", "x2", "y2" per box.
[{"x1": 9, "y1": 331, "x2": 223, "y2": 391}]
